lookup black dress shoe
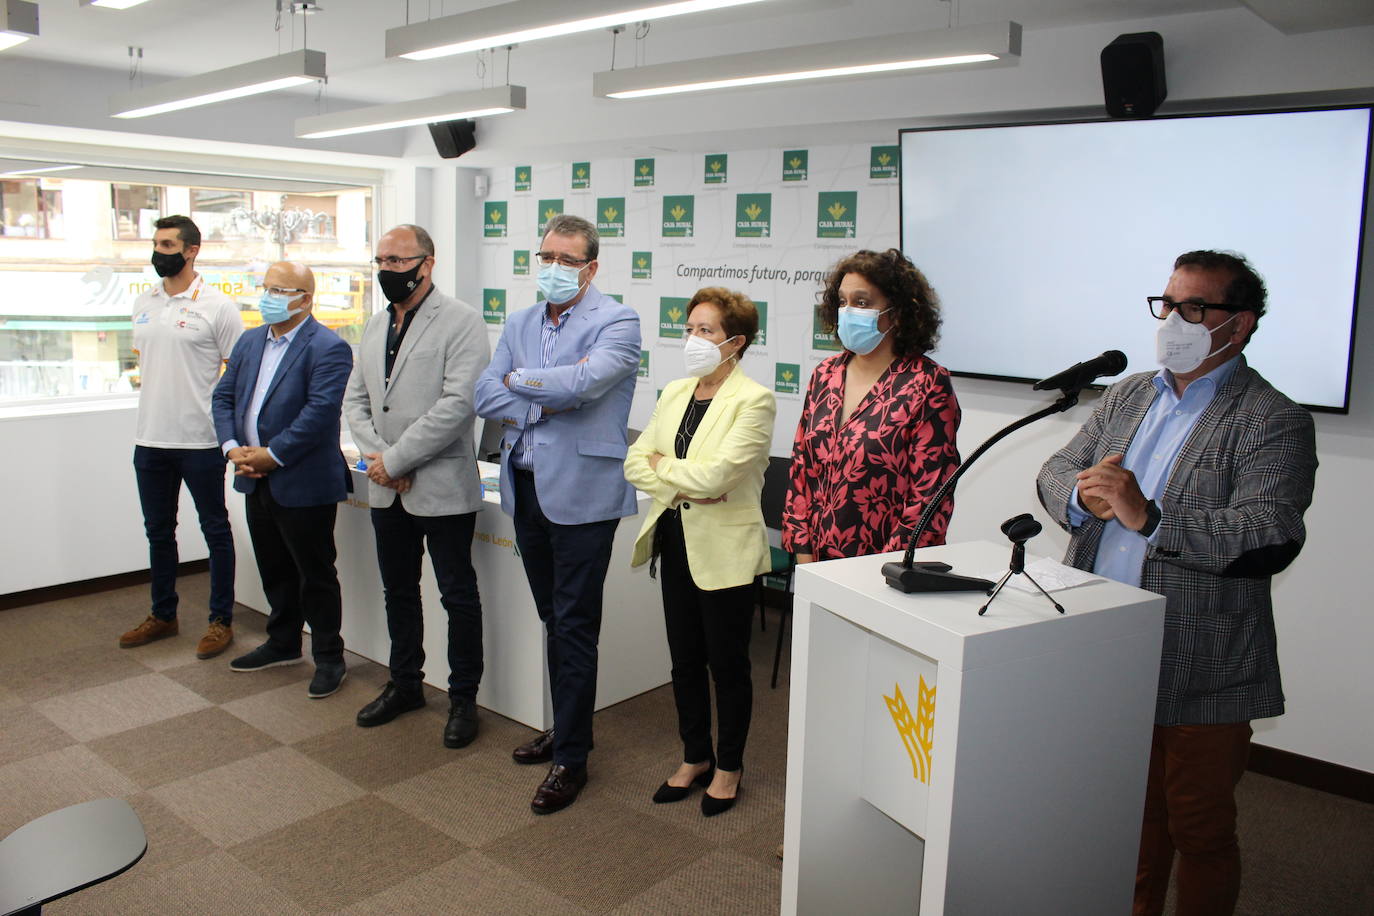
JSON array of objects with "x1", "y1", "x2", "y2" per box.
[
  {"x1": 701, "y1": 769, "x2": 743, "y2": 817},
  {"x1": 530, "y1": 764, "x2": 587, "y2": 815},
  {"x1": 444, "y1": 696, "x2": 479, "y2": 748},
  {"x1": 356, "y1": 682, "x2": 425, "y2": 727},
  {"x1": 512, "y1": 728, "x2": 555, "y2": 765},
  {"x1": 651, "y1": 761, "x2": 715, "y2": 804}
]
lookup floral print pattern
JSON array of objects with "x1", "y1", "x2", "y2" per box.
[{"x1": 782, "y1": 352, "x2": 961, "y2": 559}]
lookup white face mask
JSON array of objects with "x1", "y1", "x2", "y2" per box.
[
  {"x1": 683, "y1": 334, "x2": 735, "y2": 378},
  {"x1": 1156, "y1": 310, "x2": 1238, "y2": 374}
]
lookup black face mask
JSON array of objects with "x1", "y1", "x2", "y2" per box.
[
  {"x1": 151, "y1": 250, "x2": 186, "y2": 278},
  {"x1": 378, "y1": 262, "x2": 424, "y2": 304}
]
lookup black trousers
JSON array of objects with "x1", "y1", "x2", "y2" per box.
[
  {"x1": 511, "y1": 469, "x2": 618, "y2": 770},
  {"x1": 370, "y1": 499, "x2": 483, "y2": 700},
  {"x1": 656, "y1": 509, "x2": 754, "y2": 772},
  {"x1": 244, "y1": 479, "x2": 343, "y2": 664}
]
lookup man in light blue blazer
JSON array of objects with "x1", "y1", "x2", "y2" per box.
[
  {"x1": 475, "y1": 214, "x2": 640, "y2": 814},
  {"x1": 211, "y1": 261, "x2": 353, "y2": 699}
]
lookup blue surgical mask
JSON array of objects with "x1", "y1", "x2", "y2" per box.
[
  {"x1": 836, "y1": 306, "x2": 891, "y2": 355},
  {"x1": 537, "y1": 262, "x2": 585, "y2": 304},
  {"x1": 258, "y1": 291, "x2": 302, "y2": 325}
]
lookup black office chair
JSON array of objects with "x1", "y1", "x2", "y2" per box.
[
  {"x1": 752, "y1": 455, "x2": 795, "y2": 688},
  {"x1": 0, "y1": 798, "x2": 147, "y2": 915}
]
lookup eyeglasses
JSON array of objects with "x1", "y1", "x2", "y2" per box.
[
  {"x1": 257, "y1": 286, "x2": 305, "y2": 297},
  {"x1": 535, "y1": 251, "x2": 592, "y2": 268},
  {"x1": 371, "y1": 254, "x2": 427, "y2": 269},
  {"x1": 1147, "y1": 296, "x2": 1244, "y2": 324}
]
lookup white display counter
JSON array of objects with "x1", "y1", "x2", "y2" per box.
[
  {"x1": 781, "y1": 541, "x2": 1166, "y2": 916},
  {"x1": 227, "y1": 461, "x2": 670, "y2": 729}
]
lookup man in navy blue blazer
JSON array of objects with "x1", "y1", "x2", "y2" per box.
[
  {"x1": 212, "y1": 261, "x2": 354, "y2": 699},
  {"x1": 476, "y1": 214, "x2": 641, "y2": 814}
]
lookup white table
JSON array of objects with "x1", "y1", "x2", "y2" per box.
[
  {"x1": 227, "y1": 461, "x2": 670, "y2": 729},
  {"x1": 781, "y1": 541, "x2": 1166, "y2": 916}
]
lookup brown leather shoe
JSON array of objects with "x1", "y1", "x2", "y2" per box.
[
  {"x1": 530, "y1": 764, "x2": 587, "y2": 815},
  {"x1": 512, "y1": 728, "x2": 555, "y2": 765},
  {"x1": 196, "y1": 621, "x2": 233, "y2": 659},
  {"x1": 119, "y1": 615, "x2": 178, "y2": 648}
]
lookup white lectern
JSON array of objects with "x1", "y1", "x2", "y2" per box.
[{"x1": 781, "y1": 541, "x2": 1165, "y2": 916}]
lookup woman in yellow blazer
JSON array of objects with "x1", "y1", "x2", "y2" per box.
[{"x1": 624, "y1": 287, "x2": 776, "y2": 817}]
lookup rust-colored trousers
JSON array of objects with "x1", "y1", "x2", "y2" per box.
[{"x1": 1133, "y1": 722, "x2": 1253, "y2": 916}]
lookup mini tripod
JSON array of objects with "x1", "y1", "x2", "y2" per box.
[{"x1": 979, "y1": 513, "x2": 1065, "y2": 616}]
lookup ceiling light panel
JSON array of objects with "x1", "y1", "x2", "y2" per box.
[
  {"x1": 387, "y1": 0, "x2": 770, "y2": 61},
  {"x1": 80, "y1": 0, "x2": 156, "y2": 9},
  {"x1": 594, "y1": 21, "x2": 1021, "y2": 99},
  {"x1": 109, "y1": 49, "x2": 327, "y2": 119},
  {"x1": 295, "y1": 85, "x2": 526, "y2": 139}
]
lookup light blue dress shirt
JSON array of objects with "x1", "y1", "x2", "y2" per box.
[
  {"x1": 509, "y1": 301, "x2": 577, "y2": 471},
  {"x1": 1068, "y1": 356, "x2": 1240, "y2": 588},
  {"x1": 221, "y1": 321, "x2": 304, "y2": 466}
]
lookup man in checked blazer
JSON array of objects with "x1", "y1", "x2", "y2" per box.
[
  {"x1": 344, "y1": 224, "x2": 491, "y2": 749},
  {"x1": 475, "y1": 213, "x2": 641, "y2": 815},
  {"x1": 1037, "y1": 250, "x2": 1318, "y2": 916}
]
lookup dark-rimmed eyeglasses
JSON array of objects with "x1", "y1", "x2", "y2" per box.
[
  {"x1": 371, "y1": 254, "x2": 427, "y2": 269},
  {"x1": 535, "y1": 251, "x2": 592, "y2": 268},
  {"x1": 1147, "y1": 296, "x2": 1244, "y2": 324}
]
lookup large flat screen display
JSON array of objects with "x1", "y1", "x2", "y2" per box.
[{"x1": 900, "y1": 107, "x2": 1371, "y2": 412}]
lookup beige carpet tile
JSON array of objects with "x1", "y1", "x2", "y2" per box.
[
  {"x1": 610, "y1": 767, "x2": 787, "y2": 845},
  {"x1": 0, "y1": 605, "x2": 114, "y2": 666},
  {"x1": 375, "y1": 752, "x2": 550, "y2": 848},
  {"x1": 161, "y1": 653, "x2": 313, "y2": 705},
  {"x1": 86, "y1": 706, "x2": 281, "y2": 789},
  {"x1": 229, "y1": 795, "x2": 468, "y2": 913},
  {"x1": 723, "y1": 818, "x2": 789, "y2": 872},
  {"x1": 31, "y1": 671, "x2": 212, "y2": 742},
  {"x1": 338, "y1": 850, "x2": 591, "y2": 916},
  {"x1": 47, "y1": 850, "x2": 312, "y2": 916},
  {"x1": 292, "y1": 707, "x2": 472, "y2": 792},
  {"x1": 220, "y1": 672, "x2": 405, "y2": 745},
  {"x1": 0, "y1": 642, "x2": 153, "y2": 703},
  {"x1": 0, "y1": 745, "x2": 140, "y2": 836},
  {"x1": 149, "y1": 745, "x2": 366, "y2": 847},
  {"x1": 0, "y1": 683, "x2": 20, "y2": 711},
  {"x1": 118, "y1": 792, "x2": 220, "y2": 872},
  {"x1": 0, "y1": 702, "x2": 77, "y2": 767},
  {"x1": 116, "y1": 629, "x2": 218, "y2": 671},
  {"x1": 480, "y1": 794, "x2": 715, "y2": 913},
  {"x1": 608, "y1": 848, "x2": 783, "y2": 916}
]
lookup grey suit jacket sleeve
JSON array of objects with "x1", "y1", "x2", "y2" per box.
[
  {"x1": 343, "y1": 343, "x2": 384, "y2": 458},
  {"x1": 383, "y1": 297, "x2": 491, "y2": 479}
]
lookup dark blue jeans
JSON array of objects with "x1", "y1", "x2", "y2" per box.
[
  {"x1": 370, "y1": 500, "x2": 484, "y2": 700},
  {"x1": 511, "y1": 469, "x2": 618, "y2": 771},
  {"x1": 132, "y1": 445, "x2": 234, "y2": 623}
]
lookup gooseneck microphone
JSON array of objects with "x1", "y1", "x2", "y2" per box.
[
  {"x1": 1033, "y1": 350, "x2": 1127, "y2": 392},
  {"x1": 882, "y1": 350, "x2": 1127, "y2": 594}
]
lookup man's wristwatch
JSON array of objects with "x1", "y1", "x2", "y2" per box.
[{"x1": 1139, "y1": 499, "x2": 1162, "y2": 538}]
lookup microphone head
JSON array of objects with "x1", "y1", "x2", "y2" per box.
[{"x1": 1102, "y1": 350, "x2": 1128, "y2": 375}]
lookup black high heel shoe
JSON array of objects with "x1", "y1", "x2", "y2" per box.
[
  {"x1": 701, "y1": 768, "x2": 742, "y2": 817},
  {"x1": 651, "y1": 761, "x2": 714, "y2": 804}
]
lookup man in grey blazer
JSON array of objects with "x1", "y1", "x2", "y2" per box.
[
  {"x1": 344, "y1": 223, "x2": 491, "y2": 749},
  {"x1": 1038, "y1": 251, "x2": 1317, "y2": 916},
  {"x1": 475, "y1": 214, "x2": 641, "y2": 814}
]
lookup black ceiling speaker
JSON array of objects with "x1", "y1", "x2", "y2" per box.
[
  {"x1": 429, "y1": 119, "x2": 477, "y2": 159},
  {"x1": 1101, "y1": 32, "x2": 1166, "y2": 118}
]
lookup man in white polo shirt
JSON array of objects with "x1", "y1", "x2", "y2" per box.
[{"x1": 119, "y1": 215, "x2": 244, "y2": 660}]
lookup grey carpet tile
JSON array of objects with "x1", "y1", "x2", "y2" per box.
[
  {"x1": 117, "y1": 792, "x2": 220, "y2": 872},
  {"x1": 337, "y1": 851, "x2": 592, "y2": 916},
  {"x1": 0, "y1": 641, "x2": 152, "y2": 702},
  {"x1": 607, "y1": 848, "x2": 785, "y2": 916},
  {"x1": 86, "y1": 706, "x2": 281, "y2": 789},
  {"x1": 0, "y1": 745, "x2": 140, "y2": 835},
  {"x1": 221, "y1": 675, "x2": 394, "y2": 746},
  {"x1": 292, "y1": 708, "x2": 476, "y2": 792},
  {"x1": 228, "y1": 795, "x2": 467, "y2": 913},
  {"x1": 480, "y1": 795, "x2": 716, "y2": 913},
  {"x1": 149, "y1": 745, "x2": 366, "y2": 848},
  {"x1": 0, "y1": 701, "x2": 77, "y2": 767},
  {"x1": 161, "y1": 653, "x2": 313, "y2": 706}
]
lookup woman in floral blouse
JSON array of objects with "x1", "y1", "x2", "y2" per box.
[{"x1": 782, "y1": 248, "x2": 961, "y2": 562}]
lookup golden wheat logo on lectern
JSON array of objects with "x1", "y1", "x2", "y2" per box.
[{"x1": 884, "y1": 677, "x2": 935, "y2": 783}]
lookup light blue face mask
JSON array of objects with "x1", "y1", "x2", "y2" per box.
[
  {"x1": 836, "y1": 305, "x2": 891, "y2": 355},
  {"x1": 537, "y1": 262, "x2": 585, "y2": 304},
  {"x1": 258, "y1": 291, "x2": 302, "y2": 325}
]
